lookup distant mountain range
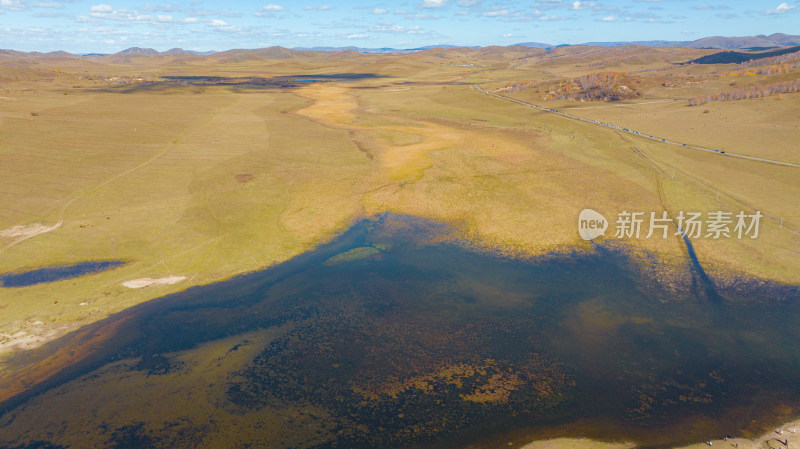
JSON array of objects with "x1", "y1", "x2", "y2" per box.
[
  {"x1": 4, "y1": 33, "x2": 799, "y2": 58},
  {"x1": 80, "y1": 47, "x2": 217, "y2": 56},
  {"x1": 576, "y1": 40, "x2": 683, "y2": 48},
  {"x1": 511, "y1": 33, "x2": 800, "y2": 50},
  {"x1": 259, "y1": 44, "x2": 468, "y2": 54},
  {"x1": 685, "y1": 33, "x2": 800, "y2": 49},
  {"x1": 305, "y1": 33, "x2": 800, "y2": 52},
  {"x1": 509, "y1": 42, "x2": 554, "y2": 49}
]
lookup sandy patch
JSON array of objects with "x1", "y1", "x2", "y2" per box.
[
  {"x1": 520, "y1": 439, "x2": 633, "y2": 449},
  {"x1": 0, "y1": 223, "x2": 60, "y2": 238},
  {"x1": 674, "y1": 422, "x2": 800, "y2": 449},
  {"x1": 121, "y1": 276, "x2": 186, "y2": 289},
  {"x1": 0, "y1": 322, "x2": 75, "y2": 354},
  {"x1": 520, "y1": 420, "x2": 800, "y2": 449}
]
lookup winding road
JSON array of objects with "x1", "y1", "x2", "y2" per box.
[{"x1": 474, "y1": 84, "x2": 800, "y2": 169}]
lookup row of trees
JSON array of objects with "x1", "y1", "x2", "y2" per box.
[
  {"x1": 573, "y1": 71, "x2": 628, "y2": 91},
  {"x1": 631, "y1": 66, "x2": 673, "y2": 74},
  {"x1": 560, "y1": 71, "x2": 638, "y2": 101},
  {"x1": 723, "y1": 63, "x2": 796, "y2": 77},
  {"x1": 748, "y1": 63, "x2": 796, "y2": 75},
  {"x1": 688, "y1": 78, "x2": 800, "y2": 106},
  {"x1": 503, "y1": 71, "x2": 638, "y2": 101},
  {"x1": 502, "y1": 79, "x2": 539, "y2": 93},
  {"x1": 741, "y1": 49, "x2": 800, "y2": 68}
]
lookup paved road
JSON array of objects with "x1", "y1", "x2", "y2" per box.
[{"x1": 474, "y1": 84, "x2": 800, "y2": 169}]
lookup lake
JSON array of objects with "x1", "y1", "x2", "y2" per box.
[
  {"x1": 0, "y1": 260, "x2": 126, "y2": 288},
  {"x1": 0, "y1": 214, "x2": 798, "y2": 449}
]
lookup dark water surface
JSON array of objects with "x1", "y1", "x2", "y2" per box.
[
  {"x1": 1, "y1": 215, "x2": 799, "y2": 449},
  {"x1": 0, "y1": 261, "x2": 126, "y2": 287}
]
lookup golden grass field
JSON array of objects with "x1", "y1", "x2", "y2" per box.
[{"x1": 1, "y1": 45, "x2": 799, "y2": 447}]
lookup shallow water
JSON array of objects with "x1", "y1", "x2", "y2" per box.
[
  {"x1": 0, "y1": 260, "x2": 126, "y2": 287},
  {"x1": 0, "y1": 215, "x2": 798, "y2": 449}
]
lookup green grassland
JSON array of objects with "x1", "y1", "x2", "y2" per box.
[
  {"x1": 489, "y1": 52, "x2": 800, "y2": 284},
  {"x1": 1, "y1": 46, "x2": 799, "y2": 397}
]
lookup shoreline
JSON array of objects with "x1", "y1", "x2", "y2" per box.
[
  {"x1": 519, "y1": 417, "x2": 800, "y2": 449},
  {"x1": 2, "y1": 216, "x2": 799, "y2": 384},
  {"x1": 1, "y1": 218, "x2": 798, "y2": 356},
  {"x1": 0, "y1": 215, "x2": 799, "y2": 447}
]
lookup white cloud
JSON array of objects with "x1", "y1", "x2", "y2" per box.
[
  {"x1": 370, "y1": 23, "x2": 425, "y2": 34},
  {"x1": 255, "y1": 5, "x2": 286, "y2": 17},
  {"x1": 538, "y1": 14, "x2": 568, "y2": 20},
  {"x1": 191, "y1": 9, "x2": 242, "y2": 18},
  {"x1": 316, "y1": 4, "x2": 332, "y2": 10},
  {"x1": 156, "y1": 14, "x2": 172, "y2": 22},
  {"x1": 764, "y1": 2, "x2": 796, "y2": 14},
  {"x1": 141, "y1": 4, "x2": 178, "y2": 12},
  {"x1": 347, "y1": 33, "x2": 367, "y2": 38},
  {"x1": 571, "y1": 1, "x2": 596, "y2": 10},
  {"x1": 90, "y1": 4, "x2": 112, "y2": 12},
  {"x1": 34, "y1": 10, "x2": 65, "y2": 16},
  {"x1": 0, "y1": 0, "x2": 27, "y2": 11},
  {"x1": 372, "y1": 8, "x2": 387, "y2": 14},
  {"x1": 89, "y1": 5, "x2": 154, "y2": 23},
  {"x1": 421, "y1": 0, "x2": 447, "y2": 8},
  {"x1": 483, "y1": 8, "x2": 507, "y2": 16},
  {"x1": 208, "y1": 20, "x2": 239, "y2": 31},
  {"x1": 30, "y1": 2, "x2": 62, "y2": 8},
  {"x1": 457, "y1": 0, "x2": 481, "y2": 5},
  {"x1": 601, "y1": 15, "x2": 615, "y2": 21},
  {"x1": 404, "y1": 12, "x2": 439, "y2": 18},
  {"x1": 692, "y1": 4, "x2": 730, "y2": 10}
]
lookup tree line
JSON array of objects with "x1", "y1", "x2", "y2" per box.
[
  {"x1": 689, "y1": 78, "x2": 800, "y2": 106},
  {"x1": 502, "y1": 71, "x2": 637, "y2": 101},
  {"x1": 740, "y1": 49, "x2": 800, "y2": 68}
]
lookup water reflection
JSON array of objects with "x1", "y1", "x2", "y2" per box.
[
  {"x1": 0, "y1": 260, "x2": 126, "y2": 287},
  {"x1": 0, "y1": 215, "x2": 798, "y2": 449}
]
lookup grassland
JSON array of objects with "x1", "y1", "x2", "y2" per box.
[
  {"x1": 485, "y1": 47, "x2": 800, "y2": 286},
  {"x1": 1, "y1": 45, "x2": 799, "y2": 421}
]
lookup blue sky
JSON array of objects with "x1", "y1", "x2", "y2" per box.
[{"x1": 0, "y1": 0, "x2": 798, "y2": 53}]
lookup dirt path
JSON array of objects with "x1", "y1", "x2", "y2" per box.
[
  {"x1": 474, "y1": 84, "x2": 800, "y2": 169},
  {"x1": 0, "y1": 124, "x2": 192, "y2": 258}
]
